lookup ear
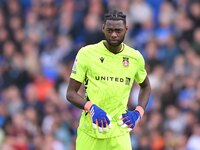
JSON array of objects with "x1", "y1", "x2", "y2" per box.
[
  {"x1": 102, "y1": 24, "x2": 105, "y2": 32},
  {"x1": 125, "y1": 26, "x2": 128, "y2": 32},
  {"x1": 124, "y1": 25, "x2": 128, "y2": 34}
]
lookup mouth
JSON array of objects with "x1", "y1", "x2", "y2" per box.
[{"x1": 109, "y1": 40, "x2": 120, "y2": 47}]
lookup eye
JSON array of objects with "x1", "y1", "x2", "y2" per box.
[
  {"x1": 107, "y1": 29, "x2": 113, "y2": 33},
  {"x1": 115, "y1": 29, "x2": 122, "y2": 33}
]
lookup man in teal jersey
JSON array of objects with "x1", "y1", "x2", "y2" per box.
[{"x1": 66, "y1": 10, "x2": 151, "y2": 150}]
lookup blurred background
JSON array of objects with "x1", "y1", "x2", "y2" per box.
[{"x1": 0, "y1": 0, "x2": 200, "y2": 149}]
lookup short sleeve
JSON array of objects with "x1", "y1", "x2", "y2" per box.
[
  {"x1": 70, "y1": 48, "x2": 87, "y2": 83},
  {"x1": 135, "y1": 51, "x2": 147, "y2": 84}
]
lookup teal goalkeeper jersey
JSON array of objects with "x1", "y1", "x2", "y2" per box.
[{"x1": 70, "y1": 40, "x2": 147, "y2": 139}]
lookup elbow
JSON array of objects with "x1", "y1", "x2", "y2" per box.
[
  {"x1": 148, "y1": 84, "x2": 151, "y2": 93},
  {"x1": 143, "y1": 84, "x2": 151, "y2": 96},
  {"x1": 145, "y1": 82, "x2": 151, "y2": 96},
  {"x1": 145, "y1": 77, "x2": 151, "y2": 94},
  {"x1": 66, "y1": 89, "x2": 73, "y2": 103},
  {"x1": 148, "y1": 86, "x2": 151, "y2": 97},
  {"x1": 148, "y1": 80, "x2": 152, "y2": 94}
]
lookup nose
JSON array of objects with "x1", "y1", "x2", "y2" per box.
[{"x1": 111, "y1": 31, "x2": 117, "y2": 38}]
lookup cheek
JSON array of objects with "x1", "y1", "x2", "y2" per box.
[
  {"x1": 119, "y1": 33, "x2": 125, "y2": 37},
  {"x1": 103, "y1": 30, "x2": 109, "y2": 36},
  {"x1": 104, "y1": 33, "x2": 111, "y2": 37},
  {"x1": 122, "y1": 31, "x2": 127, "y2": 36}
]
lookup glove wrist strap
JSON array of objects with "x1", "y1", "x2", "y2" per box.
[
  {"x1": 135, "y1": 106, "x2": 144, "y2": 118},
  {"x1": 84, "y1": 101, "x2": 93, "y2": 112}
]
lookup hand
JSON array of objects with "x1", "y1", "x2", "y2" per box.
[
  {"x1": 84, "y1": 101, "x2": 112, "y2": 133},
  {"x1": 118, "y1": 106, "x2": 144, "y2": 132}
]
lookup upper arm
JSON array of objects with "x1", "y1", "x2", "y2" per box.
[
  {"x1": 139, "y1": 76, "x2": 150, "y2": 89},
  {"x1": 66, "y1": 78, "x2": 86, "y2": 109}
]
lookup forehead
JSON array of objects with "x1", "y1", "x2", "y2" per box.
[{"x1": 104, "y1": 20, "x2": 125, "y2": 29}]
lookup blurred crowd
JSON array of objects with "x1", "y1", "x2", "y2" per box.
[{"x1": 0, "y1": 0, "x2": 200, "y2": 150}]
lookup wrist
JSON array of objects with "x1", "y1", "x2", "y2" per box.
[
  {"x1": 84, "y1": 101, "x2": 93, "y2": 111},
  {"x1": 135, "y1": 105, "x2": 144, "y2": 118}
]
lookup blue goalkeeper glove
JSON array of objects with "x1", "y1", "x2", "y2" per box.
[
  {"x1": 118, "y1": 106, "x2": 144, "y2": 132},
  {"x1": 84, "y1": 101, "x2": 112, "y2": 133}
]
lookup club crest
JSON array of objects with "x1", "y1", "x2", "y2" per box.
[{"x1": 122, "y1": 57, "x2": 129, "y2": 67}]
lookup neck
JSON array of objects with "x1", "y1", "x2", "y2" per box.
[{"x1": 103, "y1": 41, "x2": 123, "y2": 54}]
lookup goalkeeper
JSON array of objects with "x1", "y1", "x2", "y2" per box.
[{"x1": 66, "y1": 10, "x2": 151, "y2": 150}]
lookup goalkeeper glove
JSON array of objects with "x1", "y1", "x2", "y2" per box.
[
  {"x1": 118, "y1": 106, "x2": 144, "y2": 132},
  {"x1": 84, "y1": 101, "x2": 112, "y2": 133}
]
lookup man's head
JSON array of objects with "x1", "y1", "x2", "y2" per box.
[{"x1": 102, "y1": 10, "x2": 128, "y2": 47}]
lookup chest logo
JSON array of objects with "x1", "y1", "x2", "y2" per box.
[
  {"x1": 122, "y1": 57, "x2": 129, "y2": 67},
  {"x1": 100, "y1": 57, "x2": 104, "y2": 63}
]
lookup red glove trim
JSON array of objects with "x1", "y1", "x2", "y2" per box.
[
  {"x1": 135, "y1": 106, "x2": 144, "y2": 118},
  {"x1": 84, "y1": 101, "x2": 93, "y2": 111}
]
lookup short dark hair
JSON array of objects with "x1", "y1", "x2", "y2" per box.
[{"x1": 104, "y1": 10, "x2": 126, "y2": 24}]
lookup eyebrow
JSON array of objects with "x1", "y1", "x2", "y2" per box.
[{"x1": 106, "y1": 27, "x2": 124, "y2": 30}]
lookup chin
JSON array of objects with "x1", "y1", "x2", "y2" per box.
[
  {"x1": 109, "y1": 41, "x2": 121, "y2": 47},
  {"x1": 111, "y1": 43, "x2": 121, "y2": 47}
]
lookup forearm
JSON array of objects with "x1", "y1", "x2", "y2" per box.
[
  {"x1": 66, "y1": 90, "x2": 86, "y2": 109},
  {"x1": 138, "y1": 86, "x2": 151, "y2": 109},
  {"x1": 138, "y1": 77, "x2": 151, "y2": 109}
]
